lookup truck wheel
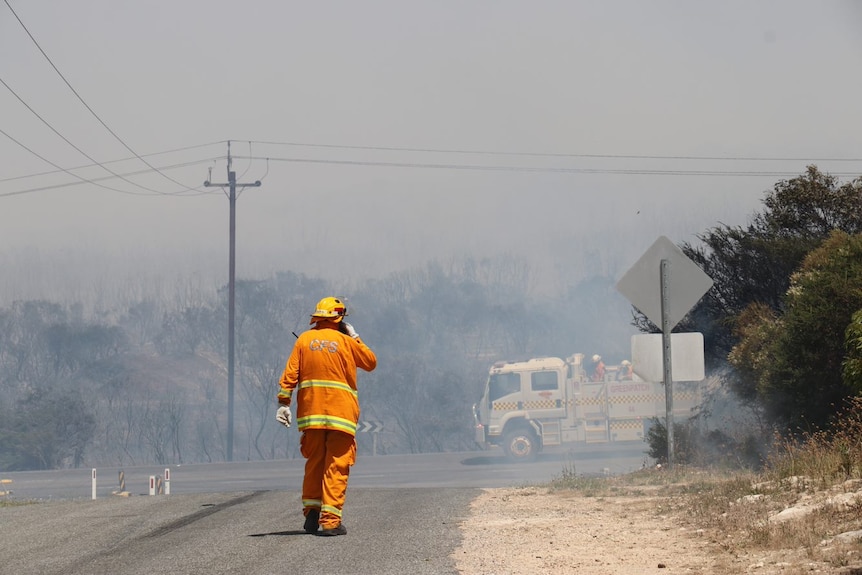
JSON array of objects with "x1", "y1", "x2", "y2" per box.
[{"x1": 503, "y1": 428, "x2": 539, "y2": 461}]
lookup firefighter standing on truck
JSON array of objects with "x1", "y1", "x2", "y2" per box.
[
  {"x1": 617, "y1": 359, "x2": 633, "y2": 380},
  {"x1": 276, "y1": 296, "x2": 377, "y2": 536},
  {"x1": 590, "y1": 354, "x2": 606, "y2": 381}
]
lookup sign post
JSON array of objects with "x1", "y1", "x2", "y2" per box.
[
  {"x1": 660, "y1": 259, "x2": 675, "y2": 465},
  {"x1": 617, "y1": 236, "x2": 713, "y2": 468}
]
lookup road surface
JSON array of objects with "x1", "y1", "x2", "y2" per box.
[
  {"x1": 2, "y1": 445, "x2": 649, "y2": 501},
  {"x1": 0, "y1": 446, "x2": 650, "y2": 574}
]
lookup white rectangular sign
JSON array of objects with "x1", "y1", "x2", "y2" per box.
[{"x1": 631, "y1": 332, "x2": 705, "y2": 382}]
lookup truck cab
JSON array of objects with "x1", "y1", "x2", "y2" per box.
[{"x1": 473, "y1": 355, "x2": 579, "y2": 460}]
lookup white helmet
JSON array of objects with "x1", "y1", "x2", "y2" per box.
[{"x1": 592, "y1": 354, "x2": 601, "y2": 363}]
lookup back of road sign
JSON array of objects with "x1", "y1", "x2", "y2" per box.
[{"x1": 616, "y1": 236, "x2": 713, "y2": 331}]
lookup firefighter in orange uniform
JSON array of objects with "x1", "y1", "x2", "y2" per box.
[
  {"x1": 590, "y1": 354, "x2": 606, "y2": 382},
  {"x1": 276, "y1": 297, "x2": 377, "y2": 536}
]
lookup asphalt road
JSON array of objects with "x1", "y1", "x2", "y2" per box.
[
  {"x1": 0, "y1": 446, "x2": 650, "y2": 574},
  {"x1": 1, "y1": 488, "x2": 477, "y2": 575},
  {"x1": 2, "y1": 445, "x2": 649, "y2": 501}
]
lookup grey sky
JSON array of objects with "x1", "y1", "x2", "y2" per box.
[{"x1": 1, "y1": 1, "x2": 861, "y2": 304}]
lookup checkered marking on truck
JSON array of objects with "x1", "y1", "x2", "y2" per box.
[
  {"x1": 610, "y1": 419, "x2": 643, "y2": 430},
  {"x1": 608, "y1": 394, "x2": 653, "y2": 404},
  {"x1": 523, "y1": 399, "x2": 561, "y2": 410},
  {"x1": 577, "y1": 396, "x2": 605, "y2": 406},
  {"x1": 492, "y1": 399, "x2": 562, "y2": 411},
  {"x1": 493, "y1": 390, "x2": 698, "y2": 413},
  {"x1": 492, "y1": 401, "x2": 520, "y2": 411}
]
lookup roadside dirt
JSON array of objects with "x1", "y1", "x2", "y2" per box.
[{"x1": 452, "y1": 485, "x2": 862, "y2": 575}]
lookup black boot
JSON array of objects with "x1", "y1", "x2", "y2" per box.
[
  {"x1": 318, "y1": 523, "x2": 347, "y2": 536},
  {"x1": 303, "y1": 509, "x2": 320, "y2": 534}
]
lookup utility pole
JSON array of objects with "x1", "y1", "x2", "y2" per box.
[{"x1": 204, "y1": 141, "x2": 261, "y2": 462}]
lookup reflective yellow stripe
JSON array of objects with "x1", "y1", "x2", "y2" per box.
[
  {"x1": 321, "y1": 504, "x2": 342, "y2": 517},
  {"x1": 277, "y1": 389, "x2": 293, "y2": 401},
  {"x1": 297, "y1": 415, "x2": 357, "y2": 435},
  {"x1": 303, "y1": 499, "x2": 321, "y2": 508},
  {"x1": 299, "y1": 379, "x2": 358, "y2": 398}
]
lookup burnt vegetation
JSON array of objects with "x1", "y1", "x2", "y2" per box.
[{"x1": 3, "y1": 166, "x2": 862, "y2": 472}]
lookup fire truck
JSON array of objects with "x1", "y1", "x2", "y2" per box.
[{"x1": 472, "y1": 352, "x2": 702, "y2": 460}]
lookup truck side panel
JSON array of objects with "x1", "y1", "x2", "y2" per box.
[{"x1": 575, "y1": 382, "x2": 608, "y2": 442}]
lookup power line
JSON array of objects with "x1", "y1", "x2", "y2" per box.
[
  {"x1": 248, "y1": 139, "x2": 862, "y2": 163},
  {"x1": 0, "y1": 140, "x2": 225, "y2": 184},
  {"x1": 3, "y1": 0, "x2": 201, "y2": 194},
  {"x1": 4, "y1": 143, "x2": 858, "y2": 199},
  {"x1": 16, "y1": 137, "x2": 860, "y2": 186},
  {"x1": 234, "y1": 155, "x2": 862, "y2": 179},
  {"x1": 0, "y1": 74, "x2": 185, "y2": 195},
  {"x1": 0, "y1": 125, "x2": 156, "y2": 197},
  {"x1": 0, "y1": 154, "x2": 222, "y2": 198}
]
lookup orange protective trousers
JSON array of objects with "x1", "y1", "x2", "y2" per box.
[{"x1": 300, "y1": 428, "x2": 356, "y2": 529}]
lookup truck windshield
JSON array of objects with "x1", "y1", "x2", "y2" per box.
[{"x1": 489, "y1": 372, "x2": 520, "y2": 402}]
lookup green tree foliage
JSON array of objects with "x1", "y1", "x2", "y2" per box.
[
  {"x1": 725, "y1": 303, "x2": 781, "y2": 401},
  {"x1": 844, "y1": 310, "x2": 862, "y2": 393},
  {"x1": 645, "y1": 418, "x2": 694, "y2": 465},
  {"x1": 668, "y1": 167, "x2": 862, "y2": 375},
  {"x1": 728, "y1": 231, "x2": 862, "y2": 432}
]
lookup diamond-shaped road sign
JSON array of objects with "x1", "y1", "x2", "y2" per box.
[{"x1": 616, "y1": 236, "x2": 713, "y2": 331}]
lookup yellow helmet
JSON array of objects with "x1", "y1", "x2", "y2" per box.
[{"x1": 309, "y1": 296, "x2": 348, "y2": 324}]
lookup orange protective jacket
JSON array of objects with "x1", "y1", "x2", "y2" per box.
[{"x1": 278, "y1": 321, "x2": 377, "y2": 436}]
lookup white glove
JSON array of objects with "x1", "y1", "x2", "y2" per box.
[
  {"x1": 276, "y1": 406, "x2": 292, "y2": 427},
  {"x1": 341, "y1": 321, "x2": 359, "y2": 339}
]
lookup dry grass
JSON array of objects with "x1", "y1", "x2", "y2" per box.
[{"x1": 549, "y1": 397, "x2": 862, "y2": 573}]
